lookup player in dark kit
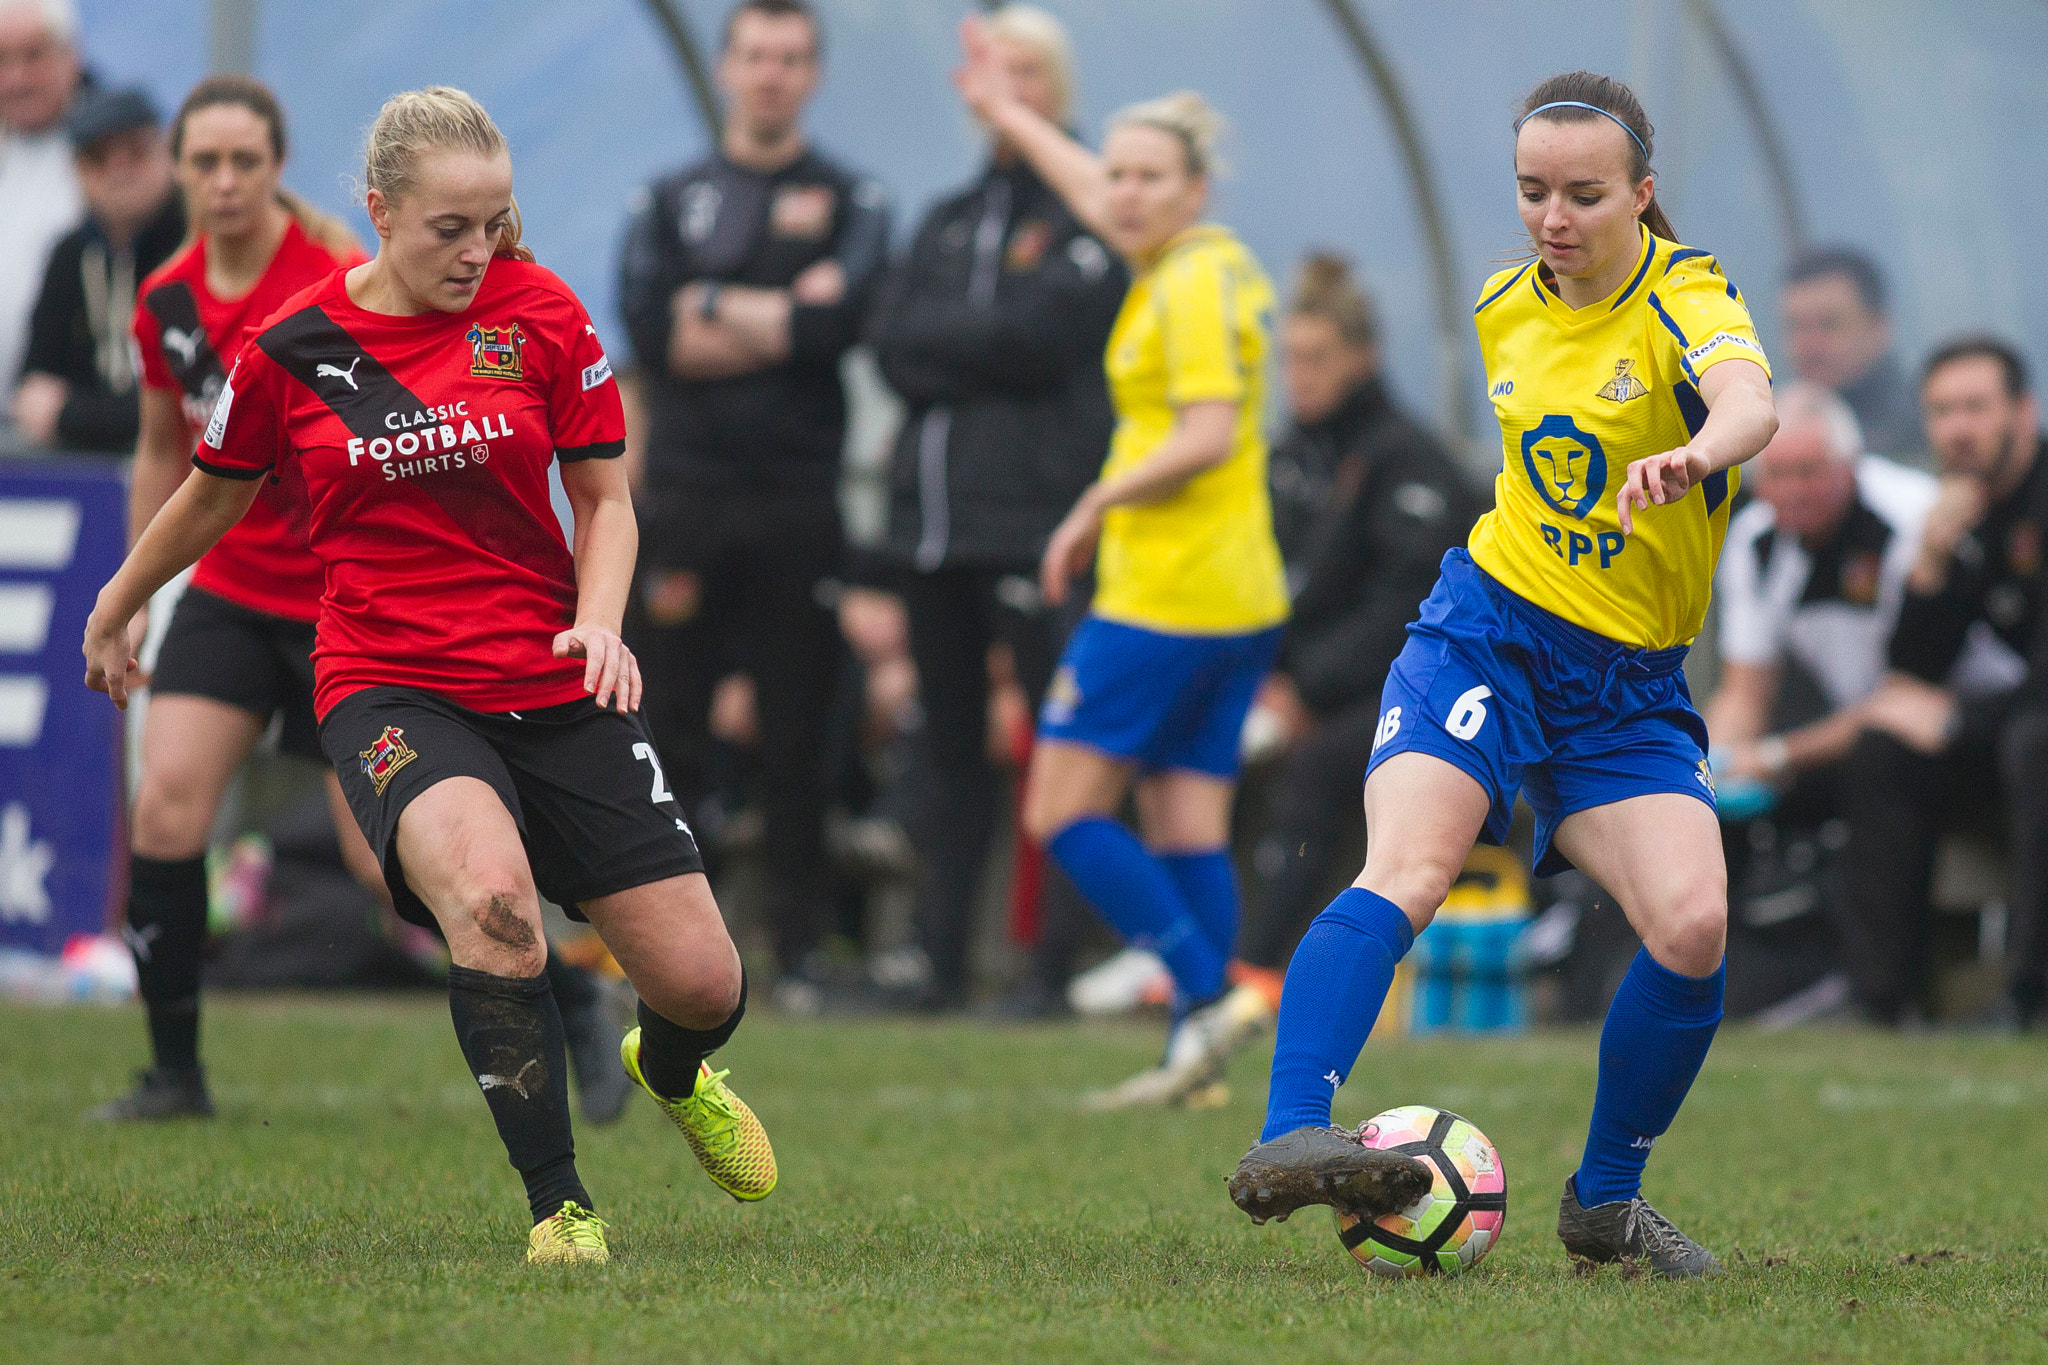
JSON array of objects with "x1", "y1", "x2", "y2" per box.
[
  {"x1": 85, "y1": 87, "x2": 773, "y2": 1266},
  {"x1": 90, "y1": 76, "x2": 367, "y2": 1123},
  {"x1": 617, "y1": 0, "x2": 887, "y2": 1007}
]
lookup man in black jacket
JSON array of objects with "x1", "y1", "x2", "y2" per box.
[
  {"x1": 1839, "y1": 337, "x2": 2048, "y2": 1027},
  {"x1": 867, "y1": 5, "x2": 1126, "y2": 1013},
  {"x1": 1235, "y1": 255, "x2": 1479, "y2": 999},
  {"x1": 616, "y1": 0, "x2": 889, "y2": 1005},
  {"x1": 12, "y1": 85, "x2": 181, "y2": 453}
]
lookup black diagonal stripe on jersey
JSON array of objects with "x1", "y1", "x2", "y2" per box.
[
  {"x1": 143, "y1": 280, "x2": 226, "y2": 402},
  {"x1": 259, "y1": 304, "x2": 574, "y2": 588}
]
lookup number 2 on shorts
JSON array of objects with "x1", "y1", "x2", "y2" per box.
[
  {"x1": 1445, "y1": 685, "x2": 1493, "y2": 741},
  {"x1": 632, "y1": 741, "x2": 675, "y2": 804}
]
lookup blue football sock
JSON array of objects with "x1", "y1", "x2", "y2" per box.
[
  {"x1": 1047, "y1": 817, "x2": 1226, "y2": 1001},
  {"x1": 1260, "y1": 887, "x2": 1414, "y2": 1142},
  {"x1": 1160, "y1": 849, "x2": 1241, "y2": 967},
  {"x1": 1573, "y1": 948, "x2": 1724, "y2": 1208}
]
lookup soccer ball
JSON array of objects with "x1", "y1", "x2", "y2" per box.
[{"x1": 1334, "y1": 1105, "x2": 1506, "y2": 1277}]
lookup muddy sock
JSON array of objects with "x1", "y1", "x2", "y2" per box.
[
  {"x1": 635, "y1": 968, "x2": 747, "y2": 1100},
  {"x1": 447, "y1": 965, "x2": 589, "y2": 1223},
  {"x1": 125, "y1": 855, "x2": 209, "y2": 1072}
]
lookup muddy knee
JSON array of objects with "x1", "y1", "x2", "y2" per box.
[{"x1": 460, "y1": 889, "x2": 547, "y2": 976}]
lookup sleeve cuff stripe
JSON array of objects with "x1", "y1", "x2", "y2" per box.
[
  {"x1": 557, "y1": 439, "x2": 626, "y2": 463},
  {"x1": 191, "y1": 454, "x2": 268, "y2": 481}
]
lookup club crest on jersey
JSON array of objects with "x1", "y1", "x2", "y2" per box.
[
  {"x1": 1595, "y1": 357, "x2": 1649, "y2": 404},
  {"x1": 1520, "y1": 414, "x2": 1607, "y2": 520},
  {"x1": 359, "y1": 726, "x2": 418, "y2": 796},
  {"x1": 466, "y1": 323, "x2": 526, "y2": 380}
]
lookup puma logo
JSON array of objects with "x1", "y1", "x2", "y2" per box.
[
  {"x1": 315, "y1": 357, "x2": 362, "y2": 391},
  {"x1": 162, "y1": 326, "x2": 201, "y2": 367},
  {"x1": 476, "y1": 1058, "x2": 542, "y2": 1100}
]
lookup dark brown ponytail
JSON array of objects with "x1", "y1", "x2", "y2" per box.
[{"x1": 1517, "y1": 71, "x2": 1675, "y2": 241}]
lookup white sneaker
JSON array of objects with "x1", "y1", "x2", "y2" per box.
[
  {"x1": 1163, "y1": 983, "x2": 1274, "y2": 1075},
  {"x1": 1067, "y1": 947, "x2": 1172, "y2": 1016}
]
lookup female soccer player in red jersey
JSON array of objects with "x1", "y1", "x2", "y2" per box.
[
  {"x1": 84, "y1": 87, "x2": 774, "y2": 1265},
  {"x1": 89, "y1": 76, "x2": 369, "y2": 1124}
]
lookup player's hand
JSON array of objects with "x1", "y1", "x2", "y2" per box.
[
  {"x1": 83, "y1": 605, "x2": 143, "y2": 710},
  {"x1": 553, "y1": 624, "x2": 641, "y2": 714},
  {"x1": 953, "y1": 14, "x2": 1014, "y2": 123},
  {"x1": 1616, "y1": 445, "x2": 1712, "y2": 535},
  {"x1": 1039, "y1": 494, "x2": 1104, "y2": 608}
]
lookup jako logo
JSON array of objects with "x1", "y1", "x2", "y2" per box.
[{"x1": 1490, "y1": 379, "x2": 1514, "y2": 397}]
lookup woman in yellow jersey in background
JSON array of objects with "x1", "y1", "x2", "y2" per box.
[
  {"x1": 1226, "y1": 73, "x2": 1778, "y2": 1278},
  {"x1": 956, "y1": 19, "x2": 1286, "y2": 1107}
]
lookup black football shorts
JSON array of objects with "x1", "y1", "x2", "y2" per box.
[
  {"x1": 320, "y1": 685, "x2": 705, "y2": 929},
  {"x1": 150, "y1": 585, "x2": 323, "y2": 760}
]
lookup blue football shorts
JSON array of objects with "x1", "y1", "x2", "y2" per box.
[
  {"x1": 1038, "y1": 614, "x2": 1282, "y2": 778},
  {"x1": 1365, "y1": 549, "x2": 1715, "y2": 876}
]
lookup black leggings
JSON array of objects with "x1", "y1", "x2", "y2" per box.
[
  {"x1": 1238, "y1": 699, "x2": 1381, "y2": 971},
  {"x1": 899, "y1": 563, "x2": 1091, "y2": 998}
]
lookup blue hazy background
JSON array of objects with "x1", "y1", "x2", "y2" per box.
[{"x1": 76, "y1": 0, "x2": 2048, "y2": 453}]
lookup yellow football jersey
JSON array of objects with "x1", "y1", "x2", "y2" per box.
[
  {"x1": 1092, "y1": 224, "x2": 1290, "y2": 635},
  {"x1": 1466, "y1": 225, "x2": 1771, "y2": 648}
]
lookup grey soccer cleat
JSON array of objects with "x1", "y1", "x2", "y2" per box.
[
  {"x1": 1228, "y1": 1125, "x2": 1434, "y2": 1224},
  {"x1": 1557, "y1": 1175, "x2": 1723, "y2": 1279},
  {"x1": 83, "y1": 1066, "x2": 215, "y2": 1122}
]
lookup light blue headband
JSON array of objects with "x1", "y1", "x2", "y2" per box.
[{"x1": 1515, "y1": 100, "x2": 1649, "y2": 163}]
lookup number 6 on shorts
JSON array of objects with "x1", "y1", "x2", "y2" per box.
[{"x1": 1445, "y1": 685, "x2": 1493, "y2": 741}]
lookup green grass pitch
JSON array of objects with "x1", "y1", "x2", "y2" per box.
[{"x1": 3, "y1": 996, "x2": 2044, "y2": 1363}]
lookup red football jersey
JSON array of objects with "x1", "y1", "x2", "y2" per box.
[
  {"x1": 134, "y1": 218, "x2": 365, "y2": 622},
  {"x1": 195, "y1": 258, "x2": 626, "y2": 717}
]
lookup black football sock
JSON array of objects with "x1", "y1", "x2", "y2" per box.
[
  {"x1": 447, "y1": 965, "x2": 591, "y2": 1224},
  {"x1": 125, "y1": 855, "x2": 210, "y2": 1073},
  {"x1": 635, "y1": 968, "x2": 747, "y2": 1100}
]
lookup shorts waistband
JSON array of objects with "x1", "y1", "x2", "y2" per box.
[{"x1": 1453, "y1": 550, "x2": 1690, "y2": 678}]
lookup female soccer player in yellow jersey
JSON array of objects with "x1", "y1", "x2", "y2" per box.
[
  {"x1": 1226, "y1": 72, "x2": 1778, "y2": 1277},
  {"x1": 955, "y1": 19, "x2": 1288, "y2": 1107}
]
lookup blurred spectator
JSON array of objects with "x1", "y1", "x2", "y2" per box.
[
  {"x1": 1839, "y1": 338, "x2": 2047, "y2": 1027},
  {"x1": 1706, "y1": 383, "x2": 1932, "y2": 809},
  {"x1": 867, "y1": 3, "x2": 1125, "y2": 1014},
  {"x1": 1233, "y1": 253, "x2": 1477, "y2": 1003},
  {"x1": 1782, "y1": 246, "x2": 1923, "y2": 462},
  {"x1": 0, "y1": 0, "x2": 83, "y2": 418},
  {"x1": 12, "y1": 86, "x2": 182, "y2": 452},
  {"x1": 616, "y1": 0, "x2": 889, "y2": 1010}
]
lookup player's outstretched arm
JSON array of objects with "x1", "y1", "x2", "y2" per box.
[
  {"x1": 84, "y1": 467, "x2": 261, "y2": 708},
  {"x1": 1616, "y1": 359, "x2": 1775, "y2": 534},
  {"x1": 954, "y1": 16, "x2": 1111, "y2": 243},
  {"x1": 556, "y1": 454, "x2": 641, "y2": 715}
]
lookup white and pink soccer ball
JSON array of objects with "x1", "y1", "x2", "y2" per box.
[{"x1": 1334, "y1": 1105, "x2": 1507, "y2": 1277}]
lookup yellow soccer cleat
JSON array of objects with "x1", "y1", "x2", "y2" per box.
[
  {"x1": 621, "y1": 1027, "x2": 778, "y2": 1202},
  {"x1": 527, "y1": 1200, "x2": 610, "y2": 1266}
]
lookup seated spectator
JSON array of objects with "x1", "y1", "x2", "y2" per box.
[
  {"x1": 12, "y1": 85, "x2": 182, "y2": 451},
  {"x1": 866, "y1": 3, "x2": 1126, "y2": 1014},
  {"x1": 1232, "y1": 252, "x2": 1479, "y2": 1007},
  {"x1": 0, "y1": 0, "x2": 84, "y2": 421},
  {"x1": 1706, "y1": 382, "x2": 1934, "y2": 811},
  {"x1": 1782, "y1": 246, "x2": 1923, "y2": 463},
  {"x1": 1839, "y1": 338, "x2": 2048, "y2": 1027}
]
